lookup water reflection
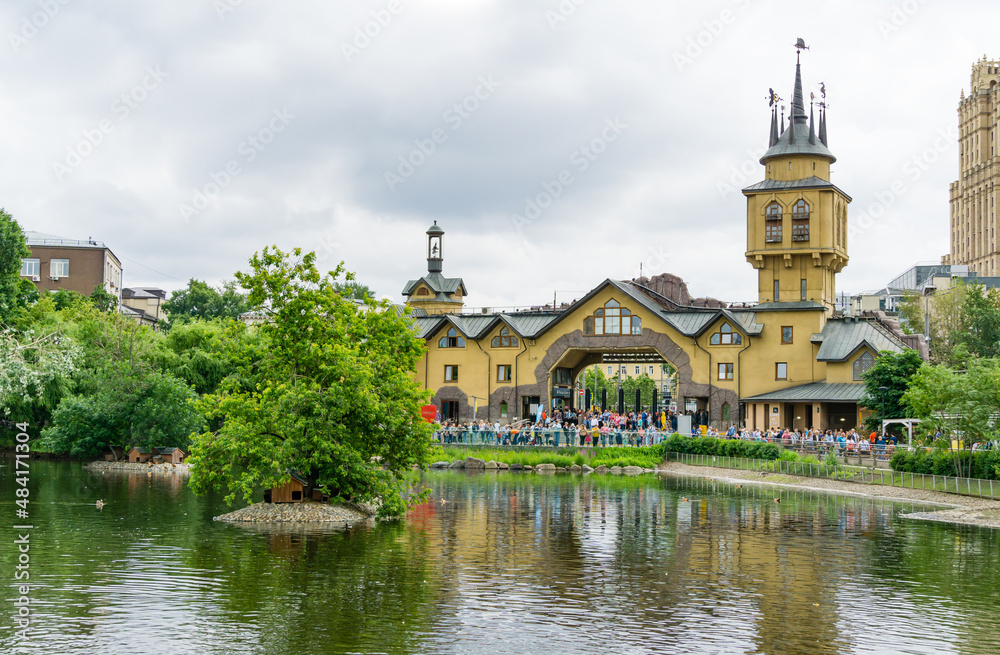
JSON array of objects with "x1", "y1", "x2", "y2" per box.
[{"x1": 0, "y1": 463, "x2": 997, "y2": 655}]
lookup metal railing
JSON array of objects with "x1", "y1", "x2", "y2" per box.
[
  {"x1": 434, "y1": 428, "x2": 668, "y2": 447},
  {"x1": 668, "y1": 452, "x2": 1000, "y2": 501}
]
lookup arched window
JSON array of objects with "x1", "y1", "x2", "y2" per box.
[
  {"x1": 853, "y1": 351, "x2": 875, "y2": 380},
  {"x1": 583, "y1": 299, "x2": 641, "y2": 335},
  {"x1": 709, "y1": 323, "x2": 743, "y2": 346},
  {"x1": 500, "y1": 401, "x2": 508, "y2": 418},
  {"x1": 491, "y1": 327, "x2": 519, "y2": 348},
  {"x1": 792, "y1": 199, "x2": 810, "y2": 242},
  {"x1": 438, "y1": 327, "x2": 465, "y2": 348},
  {"x1": 765, "y1": 202, "x2": 782, "y2": 243},
  {"x1": 415, "y1": 287, "x2": 430, "y2": 296},
  {"x1": 721, "y1": 403, "x2": 731, "y2": 422}
]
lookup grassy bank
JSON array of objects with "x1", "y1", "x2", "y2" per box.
[{"x1": 432, "y1": 445, "x2": 666, "y2": 470}]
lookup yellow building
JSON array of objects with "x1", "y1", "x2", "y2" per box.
[
  {"x1": 950, "y1": 56, "x2": 1000, "y2": 275},
  {"x1": 403, "y1": 51, "x2": 922, "y2": 431}
]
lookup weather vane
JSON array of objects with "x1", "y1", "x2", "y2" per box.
[
  {"x1": 795, "y1": 37, "x2": 809, "y2": 53},
  {"x1": 766, "y1": 87, "x2": 781, "y2": 107}
]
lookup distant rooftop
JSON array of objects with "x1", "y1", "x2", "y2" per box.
[{"x1": 23, "y1": 230, "x2": 109, "y2": 249}]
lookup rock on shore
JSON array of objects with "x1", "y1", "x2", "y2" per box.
[
  {"x1": 85, "y1": 461, "x2": 190, "y2": 475},
  {"x1": 215, "y1": 500, "x2": 373, "y2": 523}
]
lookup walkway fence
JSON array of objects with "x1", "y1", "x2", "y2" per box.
[{"x1": 667, "y1": 452, "x2": 1000, "y2": 501}]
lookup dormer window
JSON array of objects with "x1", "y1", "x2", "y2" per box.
[
  {"x1": 415, "y1": 287, "x2": 430, "y2": 296},
  {"x1": 765, "y1": 202, "x2": 782, "y2": 243},
  {"x1": 709, "y1": 323, "x2": 743, "y2": 346},
  {"x1": 491, "y1": 327, "x2": 519, "y2": 348},
  {"x1": 583, "y1": 299, "x2": 641, "y2": 335},
  {"x1": 791, "y1": 199, "x2": 810, "y2": 242},
  {"x1": 853, "y1": 351, "x2": 875, "y2": 380},
  {"x1": 438, "y1": 328, "x2": 465, "y2": 348}
]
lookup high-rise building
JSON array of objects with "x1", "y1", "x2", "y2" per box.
[{"x1": 950, "y1": 56, "x2": 1000, "y2": 275}]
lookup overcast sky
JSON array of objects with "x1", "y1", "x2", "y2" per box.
[{"x1": 2, "y1": 0, "x2": 995, "y2": 308}]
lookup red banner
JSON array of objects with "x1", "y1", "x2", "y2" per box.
[{"x1": 420, "y1": 405, "x2": 437, "y2": 423}]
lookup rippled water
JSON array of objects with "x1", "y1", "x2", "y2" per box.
[{"x1": 1, "y1": 462, "x2": 999, "y2": 655}]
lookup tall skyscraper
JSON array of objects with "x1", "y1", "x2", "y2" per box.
[{"x1": 950, "y1": 56, "x2": 1000, "y2": 274}]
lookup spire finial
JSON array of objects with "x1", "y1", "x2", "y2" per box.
[{"x1": 808, "y1": 94, "x2": 817, "y2": 145}]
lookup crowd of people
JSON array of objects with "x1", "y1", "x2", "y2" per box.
[
  {"x1": 435, "y1": 408, "x2": 681, "y2": 447},
  {"x1": 434, "y1": 409, "x2": 904, "y2": 459}
]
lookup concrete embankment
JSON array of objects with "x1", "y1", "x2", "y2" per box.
[{"x1": 658, "y1": 461, "x2": 1000, "y2": 529}]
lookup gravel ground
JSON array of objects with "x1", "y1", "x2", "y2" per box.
[
  {"x1": 658, "y1": 462, "x2": 1000, "y2": 529},
  {"x1": 214, "y1": 500, "x2": 373, "y2": 524}
]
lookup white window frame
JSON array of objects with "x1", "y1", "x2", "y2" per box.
[
  {"x1": 21, "y1": 259, "x2": 39, "y2": 277},
  {"x1": 50, "y1": 259, "x2": 69, "y2": 278}
]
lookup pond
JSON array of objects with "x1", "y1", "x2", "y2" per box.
[{"x1": 1, "y1": 462, "x2": 998, "y2": 654}]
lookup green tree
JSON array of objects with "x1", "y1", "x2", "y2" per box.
[
  {"x1": 36, "y1": 306, "x2": 204, "y2": 456},
  {"x1": 163, "y1": 279, "x2": 251, "y2": 322},
  {"x1": 90, "y1": 284, "x2": 119, "y2": 313},
  {"x1": 187, "y1": 248, "x2": 434, "y2": 516},
  {"x1": 0, "y1": 324, "x2": 79, "y2": 426},
  {"x1": 0, "y1": 209, "x2": 31, "y2": 323},
  {"x1": 954, "y1": 284, "x2": 1000, "y2": 359},
  {"x1": 39, "y1": 367, "x2": 203, "y2": 458},
  {"x1": 858, "y1": 349, "x2": 925, "y2": 433},
  {"x1": 903, "y1": 358, "x2": 1000, "y2": 477},
  {"x1": 332, "y1": 280, "x2": 376, "y2": 301}
]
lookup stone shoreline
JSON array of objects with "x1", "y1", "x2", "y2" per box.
[
  {"x1": 85, "y1": 461, "x2": 191, "y2": 475},
  {"x1": 215, "y1": 500, "x2": 374, "y2": 524},
  {"x1": 658, "y1": 461, "x2": 1000, "y2": 530},
  {"x1": 430, "y1": 456, "x2": 656, "y2": 476}
]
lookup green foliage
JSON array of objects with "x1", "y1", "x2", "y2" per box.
[
  {"x1": 590, "y1": 445, "x2": 664, "y2": 469},
  {"x1": 435, "y1": 447, "x2": 581, "y2": 468},
  {"x1": 890, "y1": 448, "x2": 1000, "y2": 481},
  {"x1": 0, "y1": 209, "x2": 31, "y2": 323},
  {"x1": 662, "y1": 434, "x2": 781, "y2": 460},
  {"x1": 332, "y1": 280, "x2": 376, "y2": 301},
  {"x1": 824, "y1": 450, "x2": 840, "y2": 468},
  {"x1": 38, "y1": 368, "x2": 202, "y2": 457},
  {"x1": 954, "y1": 284, "x2": 1000, "y2": 359},
  {"x1": 0, "y1": 323, "x2": 79, "y2": 424},
  {"x1": 187, "y1": 248, "x2": 434, "y2": 517},
  {"x1": 89, "y1": 284, "x2": 119, "y2": 313},
  {"x1": 155, "y1": 319, "x2": 254, "y2": 395},
  {"x1": 163, "y1": 278, "x2": 251, "y2": 323},
  {"x1": 858, "y1": 349, "x2": 924, "y2": 432}
]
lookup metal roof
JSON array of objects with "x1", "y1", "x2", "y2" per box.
[
  {"x1": 814, "y1": 318, "x2": 905, "y2": 362},
  {"x1": 742, "y1": 382, "x2": 865, "y2": 403},
  {"x1": 741, "y1": 176, "x2": 852, "y2": 201},
  {"x1": 662, "y1": 312, "x2": 715, "y2": 334},
  {"x1": 753, "y1": 300, "x2": 828, "y2": 312},
  {"x1": 401, "y1": 273, "x2": 467, "y2": 301}
]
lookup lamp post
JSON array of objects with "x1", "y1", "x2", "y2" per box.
[{"x1": 878, "y1": 385, "x2": 889, "y2": 437}]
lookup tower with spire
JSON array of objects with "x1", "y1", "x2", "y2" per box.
[
  {"x1": 401, "y1": 222, "x2": 468, "y2": 314},
  {"x1": 743, "y1": 42, "x2": 851, "y2": 313}
]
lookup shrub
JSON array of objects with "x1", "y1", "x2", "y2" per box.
[{"x1": 891, "y1": 448, "x2": 1000, "y2": 480}]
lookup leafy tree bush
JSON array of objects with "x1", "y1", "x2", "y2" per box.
[
  {"x1": 187, "y1": 248, "x2": 434, "y2": 517},
  {"x1": 890, "y1": 448, "x2": 1000, "y2": 481},
  {"x1": 163, "y1": 279, "x2": 250, "y2": 322},
  {"x1": 39, "y1": 368, "x2": 203, "y2": 458},
  {"x1": 0, "y1": 209, "x2": 31, "y2": 323},
  {"x1": 661, "y1": 434, "x2": 780, "y2": 460}
]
